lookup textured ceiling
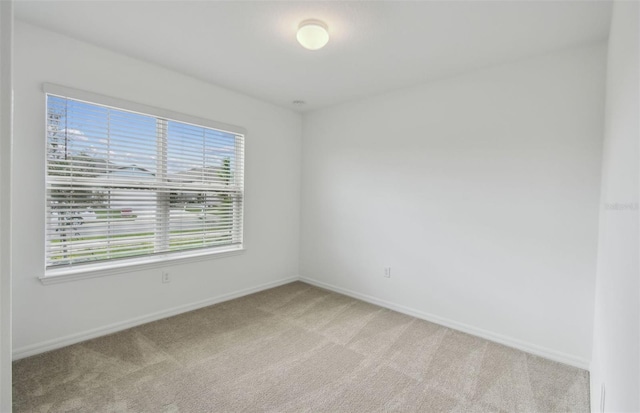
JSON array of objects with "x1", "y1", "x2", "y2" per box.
[{"x1": 15, "y1": 1, "x2": 612, "y2": 112}]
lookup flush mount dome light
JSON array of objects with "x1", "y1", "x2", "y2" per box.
[{"x1": 297, "y1": 19, "x2": 329, "y2": 50}]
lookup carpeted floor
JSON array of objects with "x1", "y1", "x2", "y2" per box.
[{"x1": 13, "y1": 281, "x2": 590, "y2": 412}]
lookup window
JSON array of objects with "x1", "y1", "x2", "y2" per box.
[{"x1": 44, "y1": 84, "x2": 245, "y2": 276}]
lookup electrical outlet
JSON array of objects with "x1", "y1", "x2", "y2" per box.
[
  {"x1": 162, "y1": 271, "x2": 170, "y2": 283},
  {"x1": 384, "y1": 267, "x2": 391, "y2": 278}
]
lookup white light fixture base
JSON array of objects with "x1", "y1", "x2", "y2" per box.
[{"x1": 297, "y1": 19, "x2": 329, "y2": 51}]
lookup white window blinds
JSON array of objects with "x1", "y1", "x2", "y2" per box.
[{"x1": 45, "y1": 85, "x2": 244, "y2": 272}]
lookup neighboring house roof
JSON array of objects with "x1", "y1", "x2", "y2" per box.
[
  {"x1": 103, "y1": 165, "x2": 155, "y2": 179},
  {"x1": 109, "y1": 165, "x2": 154, "y2": 173},
  {"x1": 168, "y1": 165, "x2": 227, "y2": 183}
]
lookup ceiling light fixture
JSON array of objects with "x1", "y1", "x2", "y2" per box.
[{"x1": 297, "y1": 19, "x2": 329, "y2": 51}]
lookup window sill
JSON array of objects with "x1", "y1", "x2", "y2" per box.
[{"x1": 39, "y1": 246, "x2": 245, "y2": 285}]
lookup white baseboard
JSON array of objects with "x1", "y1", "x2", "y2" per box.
[
  {"x1": 12, "y1": 276, "x2": 299, "y2": 360},
  {"x1": 299, "y1": 276, "x2": 590, "y2": 370},
  {"x1": 14, "y1": 274, "x2": 590, "y2": 370}
]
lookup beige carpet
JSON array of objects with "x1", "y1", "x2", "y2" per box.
[{"x1": 13, "y1": 281, "x2": 589, "y2": 412}]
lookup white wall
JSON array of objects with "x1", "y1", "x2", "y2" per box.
[
  {"x1": 12, "y1": 21, "x2": 302, "y2": 357},
  {"x1": 590, "y1": 2, "x2": 639, "y2": 412},
  {"x1": 300, "y1": 43, "x2": 606, "y2": 367},
  {"x1": 0, "y1": 1, "x2": 13, "y2": 409}
]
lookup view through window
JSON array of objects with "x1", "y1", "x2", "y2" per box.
[{"x1": 45, "y1": 92, "x2": 244, "y2": 272}]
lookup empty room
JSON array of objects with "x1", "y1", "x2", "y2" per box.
[{"x1": 0, "y1": 0, "x2": 638, "y2": 412}]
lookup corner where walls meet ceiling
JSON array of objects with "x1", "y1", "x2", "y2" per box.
[{"x1": 15, "y1": 1, "x2": 611, "y2": 112}]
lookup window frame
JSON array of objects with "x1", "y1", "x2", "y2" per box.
[{"x1": 41, "y1": 83, "x2": 246, "y2": 284}]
